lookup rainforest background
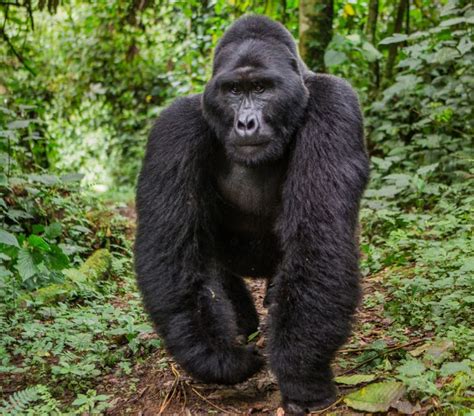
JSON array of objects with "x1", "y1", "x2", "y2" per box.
[{"x1": 0, "y1": 0, "x2": 472, "y2": 414}]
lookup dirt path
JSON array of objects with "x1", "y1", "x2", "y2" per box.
[{"x1": 102, "y1": 272, "x2": 390, "y2": 415}]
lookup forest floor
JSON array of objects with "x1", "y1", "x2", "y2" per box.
[
  {"x1": 101, "y1": 268, "x2": 418, "y2": 415},
  {"x1": 2, "y1": 201, "x2": 467, "y2": 416}
]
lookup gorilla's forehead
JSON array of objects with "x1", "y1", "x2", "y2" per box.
[{"x1": 213, "y1": 39, "x2": 294, "y2": 76}]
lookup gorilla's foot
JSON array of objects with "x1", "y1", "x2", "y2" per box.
[
  {"x1": 281, "y1": 382, "x2": 337, "y2": 415},
  {"x1": 188, "y1": 345, "x2": 264, "y2": 385},
  {"x1": 236, "y1": 312, "x2": 259, "y2": 339},
  {"x1": 283, "y1": 394, "x2": 337, "y2": 415}
]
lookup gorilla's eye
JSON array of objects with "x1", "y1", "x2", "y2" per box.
[
  {"x1": 253, "y1": 82, "x2": 265, "y2": 93},
  {"x1": 230, "y1": 83, "x2": 242, "y2": 95}
]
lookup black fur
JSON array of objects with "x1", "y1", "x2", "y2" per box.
[{"x1": 135, "y1": 15, "x2": 369, "y2": 415}]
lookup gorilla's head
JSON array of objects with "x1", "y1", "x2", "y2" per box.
[{"x1": 203, "y1": 16, "x2": 309, "y2": 166}]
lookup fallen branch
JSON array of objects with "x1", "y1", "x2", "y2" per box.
[
  {"x1": 339, "y1": 338, "x2": 428, "y2": 376},
  {"x1": 190, "y1": 386, "x2": 232, "y2": 414},
  {"x1": 310, "y1": 397, "x2": 344, "y2": 415}
]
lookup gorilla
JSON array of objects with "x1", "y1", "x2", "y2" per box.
[{"x1": 135, "y1": 15, "x2": 369, "y2": 415}]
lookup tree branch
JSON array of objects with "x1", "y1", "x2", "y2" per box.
[{"x1": 0, "y1": 28, "x2": 36, "y2": 75}]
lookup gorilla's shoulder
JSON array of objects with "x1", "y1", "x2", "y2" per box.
[
  {"x1": 304, "y1": 73, "x2": 360, "y2": 111},
  {"x1": 153, "y1": 94, "x2": 205, "y2": 131},
  {"x1": 148, "y1": 94, "x2": 207, "y2": 149}
]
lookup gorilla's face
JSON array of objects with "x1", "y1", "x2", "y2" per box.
[{"x1": 203, "y1": 40, "x2": 309, "y2": 166}]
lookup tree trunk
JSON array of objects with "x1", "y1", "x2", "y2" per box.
[
  {"x1": 365, "y1": 0, "x2": 380, "y2": 90},
  {"x1": 299, "y1": 0, "x2": 334, "y2": 73},
  {"x1": 385, "y1": 0, "x2": 407, "y2": 80},
  {"x1": 366, "y1": 0, "x2": 378, "y2": 42}
]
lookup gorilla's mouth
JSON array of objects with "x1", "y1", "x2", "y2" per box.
[{"x1": 235, "y1": 141, "x2": 270, "y2": 155}]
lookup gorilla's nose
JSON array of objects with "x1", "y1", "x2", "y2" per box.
[{"x1": 235, "y1": 113, "x2": 259, "y2": 137}]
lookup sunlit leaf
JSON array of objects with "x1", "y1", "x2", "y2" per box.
[
  {"x1": 16, "y1": 248, "x2": 38, "y2": 281},
  {"x1": 440, "y1": 361, "x2": 472, "y2": 376},
  {"x1": 361, "y1": 42, "x2": 382, "y2": 62},
  {"x1": 335, "y1": 374, "x2": 376, "y2": 385},
  {"x1": 324, "y1": 50, "x2": 347, "y2": 67},
  {"x1": 397, "y1": 360, "x2": 426, "y2": 377},
  {"x1": 28, "y1": 235, "x2": 51, "y2": 251},
  {"x1": 379, "y1": 34, "x2": 408, "y2": 45},
  {"x1": 60, "y1": 173, "x2": 85, "y2": 183},
  {"x1": 0, "y1": 229, "x2": 20, "y2": 248},
  {"x1": 440, "y1": 17, "x2": 466, "y2": 26},
  {"x1": 344, "y1": 382, "x2": 405, "y2": 412}
]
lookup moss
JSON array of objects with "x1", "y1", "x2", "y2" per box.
[
  {"x1": 19, "y1": 282, "x2": 75, "y2": 308},
  {"x1": 79, "y1": 248, "x2": 113, "y2": 281},
  {"x1": 19, "y1": 249, "x2": 113, "y2": 307}
]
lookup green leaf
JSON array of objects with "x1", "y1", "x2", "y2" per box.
[
  {"x1": 28, "y1": 174, "x2": 59, "y2": 185},
  {"x1": 424, "y1": 340, "x2": 454, "y2": 363},
  {"x1": 440, "y1": 17, "x2": 466, "y2": 26},
  {"x1": 7, "y1": 120, "x2": 32, "y2": 129},
  {"x1": 48, "y1": 245, "x2": 70, "y2": 270},
  {"x1": 0, "y1": 229, "x2": 20, "y2": 248},
  {"x1": 344, "y1": 382, "x2": 405, "y2": 412},
  {"x1": 28, "y1": 235, "x2": 51, "y2": 251},
  {"x1": 60, "y1": 173, "x2": 85, "y2": 183},
  {"x1": 384, "y1": 173, "x2": 412, "y2": 188},
  {"x1": 324, "y1": 50, "x2": 347, "y2": 67},
  {"x1": 458, "y1": 36, "x2": 473, "y2": 55},
  {"x1": 361, "y1": 42, "x2": 382, "y2": 62},
  {"x1": 335, "y1": 374, "x2": 376, "y2": 385},
  {"x1": 247, "y1": 331, "x2": 259, "y2": 342},
  {"x1": 417, "y1": 163, "x2": 439, "y2": 176},
  {"x1": 433, "y1": 47, "x2": 459, "y2": 64},
  {"x1": 440, "y1": 361, "x2": 472, "y2": 377},
  {"x1": 460, "y1": 257, "x2": 474, "y2": 272},
  {"x1": 397, "y1": 360, "x2": 426, "y2": 377},
  {"x1": 379, "y1": 33, "x2": 408, "y2": 45},
  {"x1": 16, "y1": 248, "x2": 38, "y2": 281},
  {"x1": 44, "y1": 223, "x2": 62, "y2": 239}
]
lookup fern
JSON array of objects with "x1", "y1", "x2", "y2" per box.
[{"x1": 0, "y1": 384, "x2": 49, "y2": 416}]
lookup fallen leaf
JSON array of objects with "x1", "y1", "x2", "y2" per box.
[
  {"x1": 344, "y1": 381, "x2": 405, "y2": 412},
  {"x1": 335, "y1": 374, "x2": 376, "y2": 385},
  {"x1": 409, "y1": 343, "x2": 428, "y2": 357},
  {"x1": 392, "y1": 399, "x2": 422, "y2": 415},
  {"x1": 424, "y1": 340, "x2": 454, "y2": 364}
]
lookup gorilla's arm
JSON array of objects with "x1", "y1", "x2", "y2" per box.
[
  {"x1": 135, "y1": 95, "x2": 262, "y2": 384},
  {"x1": 270, "y1": 74, "x2": 370, "y2": 410}
]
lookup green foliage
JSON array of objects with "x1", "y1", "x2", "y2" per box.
[
  {"x1": 366, "y1": 2, "x2": 473, "y2": 179},
  {"x1": 0, "y1": 384, "x2": 64, "y2": 415}
]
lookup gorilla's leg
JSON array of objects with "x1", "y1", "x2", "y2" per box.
[
  {"x1": 268, "y1": 260, "x2": 360, "y2": 415},
  {"x1": 137, "y1": 260, "x2": 263, "y2": 385},
  {"x1": 222, "y1": 273, "x2": 259, "y2": 337},
  {"x1": 263, "y1": 276, "x2": 276, "y2": 307}
]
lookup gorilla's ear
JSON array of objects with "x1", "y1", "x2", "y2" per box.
[{"x1": 289, "y1": 57, "x2": 299, "y2": 73}]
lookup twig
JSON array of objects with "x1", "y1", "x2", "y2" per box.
[
  {"x1": 339, "y1": 338, "x2": 427, "y2": 375},
  {"x1": 190, "y1": 386, "x2": 232, "y2": 414},
  {"x1": 158, "y1": 364, "x2": 181, "y2": 414},
  {"x1": 0, "y1": 28, "x2": 36, "y2": 74},
  {"x1": 310, "y1": 397, "x2": 344, "y2": 415}
]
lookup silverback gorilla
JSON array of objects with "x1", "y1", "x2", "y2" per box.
[{"x1": 135, "y1": 15, "x2": 369, "y2": 415}]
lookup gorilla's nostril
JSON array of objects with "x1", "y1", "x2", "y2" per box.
[
  {"x1": 237, "y1": 120, "x2": 246, "y2": 131},
  {"x1": 247, "y1": 119, "x2": 255, "y2": 130}
]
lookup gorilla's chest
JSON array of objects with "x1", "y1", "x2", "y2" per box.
[
  {"x1": 215, "y1": 163, "x2": 284, "y2": 218},
  {"x1": 212, "y1": 153, "x2": 287, "y2": 276}
]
